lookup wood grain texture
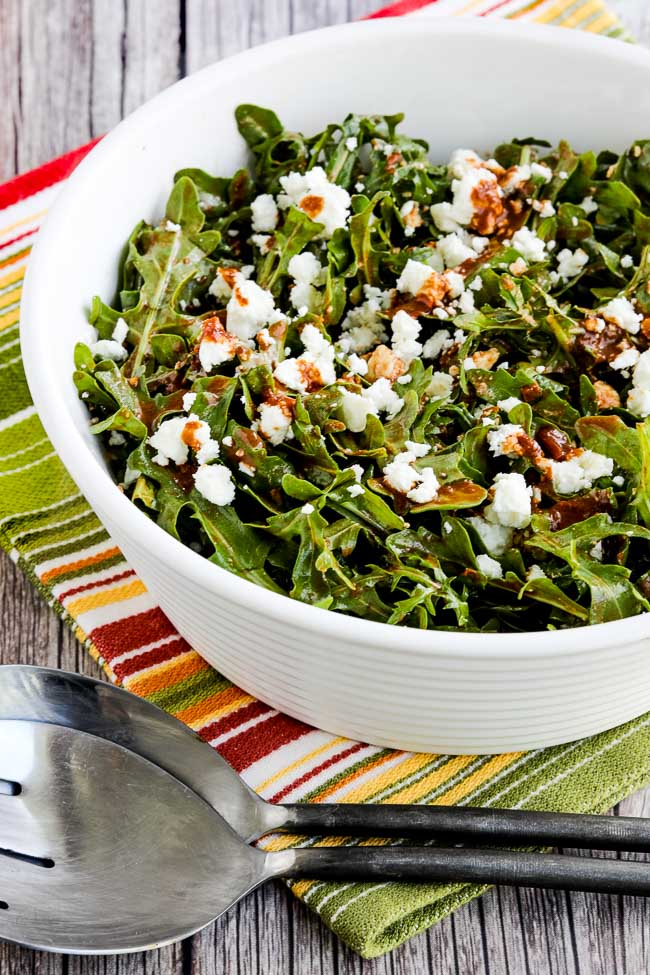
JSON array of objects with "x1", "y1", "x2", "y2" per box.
[{"x1": 1, "y1": 1, "x2": 650, "y2": 971}]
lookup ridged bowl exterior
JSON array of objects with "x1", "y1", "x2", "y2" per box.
[{"x1": 21, "y1": 18, "x2": 650, "y2": 753}]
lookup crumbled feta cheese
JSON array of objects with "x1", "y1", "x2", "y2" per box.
[
  {"x1": 511, "y1": 227, "x2": 546, "y2": 263},
  {"x1": 288, "y1": 251, "x2": 324, "y2": 285},
  {"x1": 627, "y1": 387, "x2": 650, "y2": 417},
  {"x1": 250, "y1": 194, "x2": 279, "y2": 233},
  {"x1": 355, "y1": 181, "x2": 365, "y2": 193},
  {"x1": 340, "y1": 389, "x2": 377, "y2": 432},
  {"x1": 437, "y1": 232, "x2": 476, "y2": 269},
  {"x1": 258, "y1": 403, "x2": 294, "y2": 446},
  {"x1": 427, "y1": 371, "x2": 454, "y2": 399},
  {"x1": 527, "y1": 564, "x2": 546, "y2": 580},
  {"x1": 364, "y1": 377, "x2": 403, "y2": 417},
  {"x1": 301, "y1": 503, "x2": 315, "y2": 514},
  {"x1": 405, "y1": 440, "x2": 430, "y2": 458},
  {"x1": 347, "y1": 353, "x2": 368, "y2": 376},
  {"x1": 485, "y1": 472, "x2": 532, "y2": 529},
  {"x1": 149, "y1": 416, "x2": 191, "y2": 466},
  {"x1": 444, "y1": 271, "x2": 465, "y2": 298},
  {"x1": 610, "y1": 347, "x2": 640, "y2": 371},
  {"x1": 251, "y1": 233, "x2": 272, "y2": 253},
  {"x1": 571, "y1": 216, "x2": 579, "y2": 227},
  {"x1": 289, "y1": 281, "x2": 319, "y2": 313},
  {"x1": 407, "y1": 468, "x2": 440, "y2": 504},
  {"x1": 196, "y1": 440, "x2": 221, "y2": 465},
  {"x1": 278, "y1": 166, "x2": 351, "y2": 238},
  {"x1": 458, "y1": 290, "x2": 475, "y2": 314},
  {"x1": 621, "y1": 254, "x2": 634, "y2": 269},
  {"x1": 497, "y1": 397, "x2": 522, "y2": 413},
  {"x1": 274, "y1": 323, "x2": 336, "y2": 392},
  {"x1": 199, "y1": 328, "x2": 238, "y2": 372},
  {"x1": 350, "y1": 464, "x2": 364, "y2": 482},
  {"x1": 501, "y1": 165, "x2": 531, "y2": 195},
  {"x1": 345, "y1": 136, "x2": 358, "y2": 151},
  {"x1": 112, "y1": 318, "x2": 128, "y2": 344},
  {"x1": 632, "y1": 349, "x2": 650, "y2": 388},
  {"x1": 347, "y1": 483, "x2": 364, "y2": 497},
  {"x1": 391, "y1": 309, "x2": 422, "y2": 363},
  {"x1": 340, "y1": 377, "x2": 403, "y2": 432},
  {"x1": 108, "y1": 430, "x2": 126, "y2": 446},
  {"x1": 613, "y1": 475, "x2": 625, "y2": 487},
  {"x1": 487, "y1": 423, "x2": 526, "y2": 458},
  {"x1": 89, "y1": 339, "x2": 128, "y2": 362},
  {"x1": 469, "y1": 276, "x2": 483, "y2": 292},
  {"x1": 627, "y1": 350, "x2": 650, "y2": 416},
  {"x1": 182, "y1": 392, "x2": 197, "y2": 412},
  {"x1": 580, "y1": 196, "x2": 598, "y2": 214},
  {"x1": 550, "y1": 450, "x2": 613, "y2": 494},
  {"x1": 476, "y1": 554, "x2": 503, "y2": 580},
  {"x1": 222, "y1": 435, "x2": 233, "y2": 447},
  {"x1": 600, "y1": 296, "x2": 642, "y2": 335},
  {"x1": 531, "y1": 162, "x2": 552, "y2": 182},
  {"x1": 194, "y1": 465, "x2": 236, "y2": 506},
  {"x1": 383, "y1": 446, "x2": 439, "y2": 502},
  {"x1": 164, "y1": 220, "x2": 181, "y2": 232},
  {"x1": 340, "y1": 285, "x2": 390, "y2": 352},
  {"x1": 431, "y1": 149, "x2": 501, "y2": 233},
  {"x1": 536, "y1": 200, "x2": 556, "y2": 218},
  {"x1": 509, "y1": 257, "x2": 527, "y2": 276},
  {"x1": 225, "y1": 276, "x2": 278, "y2": 341},
  {"x1": 422, "y1": 330, "x2": 452, "y2": 362},
  {"x1": 209, "y1": 268, "x2": 234, "y2": 302},
  {"x1": 399, "y1": 200, "x2": 420, "y2": 237},
  {"x1": 559, "y1": 170, "x2": 568, "y2": 180},
  {"x1": 467, "y1": 516, "x2": 513, "y2": 557},
  {"x1": 396, "y1": 259, "x2": 436, "y2": 296},
  {"x1": 553, "y1": 248, "x2": 589, "y2": 283}
]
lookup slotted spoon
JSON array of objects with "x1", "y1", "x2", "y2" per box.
[{"x1": 4, "y1": 719, "x2": 650, "y2": 955}]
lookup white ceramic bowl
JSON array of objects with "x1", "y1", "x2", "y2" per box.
[{"x1": 21, "y1": 17, "x2": 650, "y2": 754}]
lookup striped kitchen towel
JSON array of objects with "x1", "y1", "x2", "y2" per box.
[{"x1": 1, "y1": 0, "x2": 645, "y2": 960}]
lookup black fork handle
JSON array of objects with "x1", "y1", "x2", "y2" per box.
[
  {"x1": 284, "y1": 845, "x2": 650, "y2": 896},
  {"x1": 284, "y1": 803, "x2": 650, "y2": 852}
]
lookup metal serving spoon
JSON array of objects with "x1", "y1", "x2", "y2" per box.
[
  {"x1": 3, "y1": 665, "x2": 650, "y2": 854},
  {"x1": 3, "y1": 719, "x2": 650, "y2": 956}
]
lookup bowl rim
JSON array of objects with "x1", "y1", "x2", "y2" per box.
[{"x1": 20, "y1": 14, "x2": 650, "y2": 659}]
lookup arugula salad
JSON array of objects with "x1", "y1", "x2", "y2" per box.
[{"x1": 74, "y1": 104, "x2": 650, "y2": 632}]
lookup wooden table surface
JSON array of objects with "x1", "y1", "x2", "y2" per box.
[{"x1": 2, "y1": 1, "x2": 650, "y2": 971}]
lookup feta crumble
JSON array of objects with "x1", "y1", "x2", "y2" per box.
[
  {"x1": 391, "y1": 310, "x2": 422, "y2": 363},
  {"x1": 600, "y1": 296, "x2": 642, "y2": 335},
  {"x1": 476, "y1": 554, "x2": 503, "y2": 579},
  {"x1": 250, "y1": 194, "x2": 279, "y2": 233},
  {"x1": 383, "y1": 446, "x2": 439, "y2": 503},
  {"x1": 485, "y1": 472, "x2": 532, "y2": 529},
  {"x1": 193, "y1": 465, "x2": 236, "y2": 506},
  {"x1": 550, "y1": 450, "x2": 613, "y2": 494},
  {"x1": 278, "y1": 166, "x2": 351, "y2": 238},
  {"x1": 467, "y1": 516, "x2": 513, "y2": 557},
  {"x1": 511, "y1": 227, "x2": 546, "y2": 263},
  {"x1": 487, "y1": 423, "x2": 526, "y2": 458},
  {"x1": 396, "y1": 259, "x2": 436, "y2": 296},
  {"x1": 258, "y1": 403, "x2": 294, "y2": 446}
]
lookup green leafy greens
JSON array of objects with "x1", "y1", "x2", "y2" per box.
[{"x1": 74, "y1": 109, "x2": 650, "y2": 632}]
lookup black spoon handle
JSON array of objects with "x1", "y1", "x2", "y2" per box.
[
  {"x1": 283, "y1": 803, "x2": 650, "y2": 852},
  {"x1": 284, "y1": 845, "x2": 650, "y2": 896}
]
